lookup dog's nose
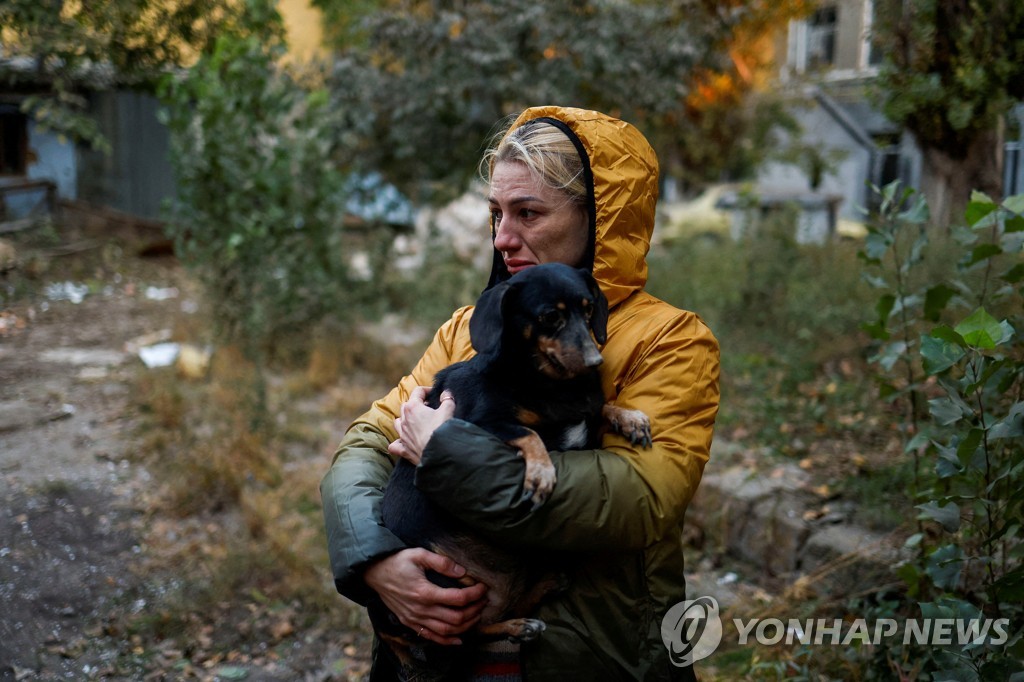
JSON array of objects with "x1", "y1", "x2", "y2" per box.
[{"x1": 584, "y1": 343, "x2": 603, "y2": 368}]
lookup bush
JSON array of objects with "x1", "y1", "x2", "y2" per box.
[
  {"x1": 856, "y1": 184, "x2": 1024, "y2": 677},
  {"x1": 158, "y1": 3, "x2": 356, "y2": 355}
]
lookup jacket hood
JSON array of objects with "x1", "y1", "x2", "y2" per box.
[{"x1": 486, "y1": 106, "x2": 660, "y2": 308}]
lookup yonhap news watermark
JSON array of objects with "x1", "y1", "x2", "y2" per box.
[{"x1": 661, "y1": 596, "x2": 1011, "y2": 666}]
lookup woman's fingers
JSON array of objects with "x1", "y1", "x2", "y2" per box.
[
  {"x1": 365, "y1": 548, "x2": 488, "y2": 646},
  {"x1": 391, "y1": 388, "x2": 458, "y2": 462}
]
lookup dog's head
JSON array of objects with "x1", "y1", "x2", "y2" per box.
[{"x1": 470, "y1": 263, "x2": 609, "y2": 379}]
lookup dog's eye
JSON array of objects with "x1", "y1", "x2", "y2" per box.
[
  {"x1": 538, "y1": 310, "x2": 563, "y2": 328},
  {"x1": 582, "y1": 300, "x2": 593, "y2": 318}
]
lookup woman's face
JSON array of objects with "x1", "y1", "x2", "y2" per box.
[{"x1": 489, "y1": 161, "x2": 589, "y2": 275}]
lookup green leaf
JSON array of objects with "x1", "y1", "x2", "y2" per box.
[
  {"x1": 904, "y1": 431, "x2": 932, "y2": 453},
  {"x1": 960, "y1": 243, "x2": 1002, "y2": 269},
  {"x1": 930, "y1": 325, "x2": 967, "y2": 345},
  {"x1": 1001, "y1": 263, "x2": 1024, "y2": 283},
  {"x1": 896, "y1": 561, "x2": 924, "y2": 596},
  {"x1": 908, "y1": 231, "x2": 928, "y2": 265},
  {"x1": 966, "y1": 191, "x2": 998, "y2": 226},
  {"x1": 904, "y1": 532, "x2": 924, "y2": 549},
  {"x1": 990, "y1": 402, "x2": 1024, "y2": 439},
  {"x1": 921, "y1": 333, "x2": 966, "y2": 374},
  {"x1": 991, "y1": 565, "x2": 1024, "y2": 601},
  {"x1": 955, "y1": 428, "x2": 983, "y2": 466},
  {"x1": 875, "y1": 293, "x2": 896, "y2": 323},
  {"x1": 925, "y1": 545, "x2": 965, "y2": 591},
  {"x1": 873, "y1": 340, "x2": 908, "y2": 371},
  {"x1": 1003, "y1": 193, "x2": 1024, "y2": 216},
  {"x1": 923, "y1": 284, "x2": 957, "y2": 321},
  {"x1": 1005, "y1": 214, "x2": 1024, "y2": 233},
  {"x1": 863, "y1": 232, "x2": 892, "y2": 262},
  {"x1": 952, "y1": 225, "x2": 979, "y2": 246},
  {"x1": 898, "y1": 196, "x2": 929, "y2": 224},
  {"x1": 861, "y1": 272, "x2": 890, "y2": 289},
  {"x1": 954, "y1": 308, "x2": 1004, "y2": 349},
  {"x1": 929, "y1": 396, "x2": 967, "y2": 425},
  {"x1": 936, "y1": 450, "x2": 961, "y2": 479},
  {"x1": 917, "y1": 501, "x2": 961, "y2": 532},
  {"x1": 861, "y1": 321, "x2": 890, "y2": 341}
]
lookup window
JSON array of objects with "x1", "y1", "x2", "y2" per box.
[
  {"x1": 865, "y1": 0, "x2": 884, "y2": 68},
  {"x1": 807, "y1": 6, "x2": 838, "y2": 69},
  {"x1": 868, "y1": 134, "x2": 907, "y2": 212}
]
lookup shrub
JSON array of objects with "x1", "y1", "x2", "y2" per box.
[
  {"x1": 158, "y1": 2, "x2": 355, "y2": 355},
  {"x1": 860, "y1": 184, "x2": 1024, "y2": 678}
]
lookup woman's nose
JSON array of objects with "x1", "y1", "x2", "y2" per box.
[{"x1": 493, "y1": 218, "x2": 520, "y2": 251}]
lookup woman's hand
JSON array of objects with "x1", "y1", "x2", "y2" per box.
[
  {"x1": 388, "y1": 386, "x2": 456, "y2": 465},
  {"x1": 364, "y1": 548, "x2": 488, "y2": 645}
]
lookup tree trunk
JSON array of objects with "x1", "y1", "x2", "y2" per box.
[{"x1": 919, "y1": 125, "x2": 1005, "y2": 228}]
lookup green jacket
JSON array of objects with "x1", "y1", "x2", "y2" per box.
[{"x1": 320, "y1": 106, "x2": 720, "y2": 680}]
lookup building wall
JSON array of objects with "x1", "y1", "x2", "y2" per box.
[
  {"x1": 278, "y1": 0, "x2": 326, "y2": 61},
  {"x1": 757, "y1": 99, "x2": 873, "y2": 222},
  {"x1": 27, "y1": 123, "x2": 77, "y2": 200},
  {"x1": 77, "y1": 91, "x2": 175, "y2": 220}
]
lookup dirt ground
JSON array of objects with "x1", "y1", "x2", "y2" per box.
[{"x1": 0, "y1": 223, "x2": 373, "y2": 681}]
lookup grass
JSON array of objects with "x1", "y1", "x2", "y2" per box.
[
  {"x1": 124, "y1": 317, "x2": 400, "y2": 664},
  {"x1": 648, "y1": 224, "x2": 910, "y2": 520}
]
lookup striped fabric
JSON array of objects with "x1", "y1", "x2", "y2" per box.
[{"x1": 469, "y1": 641, "x2": 522, "y2": 682}]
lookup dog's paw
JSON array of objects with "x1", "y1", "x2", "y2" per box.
[
  {"x1": 523, "y1": 459, "x2": 557, "y2": 509},
  {"x1": 507, "y1": 618, "x2": 547, "y2": 642},
  {"x1": 612, "y1": 408, "x2": 652, "y2": 448}
]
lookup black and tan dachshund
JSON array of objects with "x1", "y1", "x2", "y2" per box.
[{"x1": 371, "y1": 263, "x2": 652, "y2": 679}]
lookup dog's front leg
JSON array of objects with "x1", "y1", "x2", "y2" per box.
[
  {"x1": 602, "y1": 404, "x2": 653, "y2": 448},
  {"x1": 508, "y1": 430, "x2": 556, "y2": 508}
]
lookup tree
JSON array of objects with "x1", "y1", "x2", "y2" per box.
[
  {"x1": 319, "y1": 0, "x2": 805, "y2": 201},
  {"x1": 0, "y1": 0, "x2": 240, "y2": 151},
  {"x1": 870, "y1": 0, "x2": 1024, "y2": 227}
]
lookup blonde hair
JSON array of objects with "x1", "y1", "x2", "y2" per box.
[{"x1": 481, "y1": 117, "x2": 588, "y2": 208}]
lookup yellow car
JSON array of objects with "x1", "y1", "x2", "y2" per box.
[{"x1": 656, "y1": 184, "x2": 741, "y2": 244}]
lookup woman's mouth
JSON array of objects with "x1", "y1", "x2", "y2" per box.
[{"x1": 504, "y1": 259, "x2": 534, "y2": 274}]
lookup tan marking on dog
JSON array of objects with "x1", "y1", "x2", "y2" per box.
[
  {"x1": 536, "y1": 335, "x2": 565, "y2": 379},
  {"x1": 515, "y1": 407, "x2": 543, "y2": 426}
]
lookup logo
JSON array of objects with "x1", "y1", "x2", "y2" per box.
[
  {"x1": 661, "y1": 596, "x2": 723, "y2": 666},
  {"x1": 660, "y1": 596, "x2": 1011, "y2": 665}
]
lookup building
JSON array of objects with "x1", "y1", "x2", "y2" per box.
[
  {"x1": 760, "y1": 0, "x2": 1023, "y2": 224},
  {"x1": 0, "y1": 1, "x2": 328, "y2": 226}
]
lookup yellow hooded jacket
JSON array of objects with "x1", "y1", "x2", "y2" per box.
[{"x1": 320, "y1": 106, "x2": 720, "y2": 680}]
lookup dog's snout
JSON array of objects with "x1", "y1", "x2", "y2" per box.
[{"x1": 584, "y1": 343, "x2": 603, "y2": 368}]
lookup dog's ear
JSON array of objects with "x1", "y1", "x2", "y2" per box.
[
  {"x1": 580, "y1": 269, "x2": 609, "y2": 345},
  {"x1": 470, "y1": 281, "x2": 513, "y2": 365}
]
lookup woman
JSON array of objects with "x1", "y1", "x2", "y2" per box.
[{"x1": 321, "y1": 106, "x2": 720, "y2": 680}]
